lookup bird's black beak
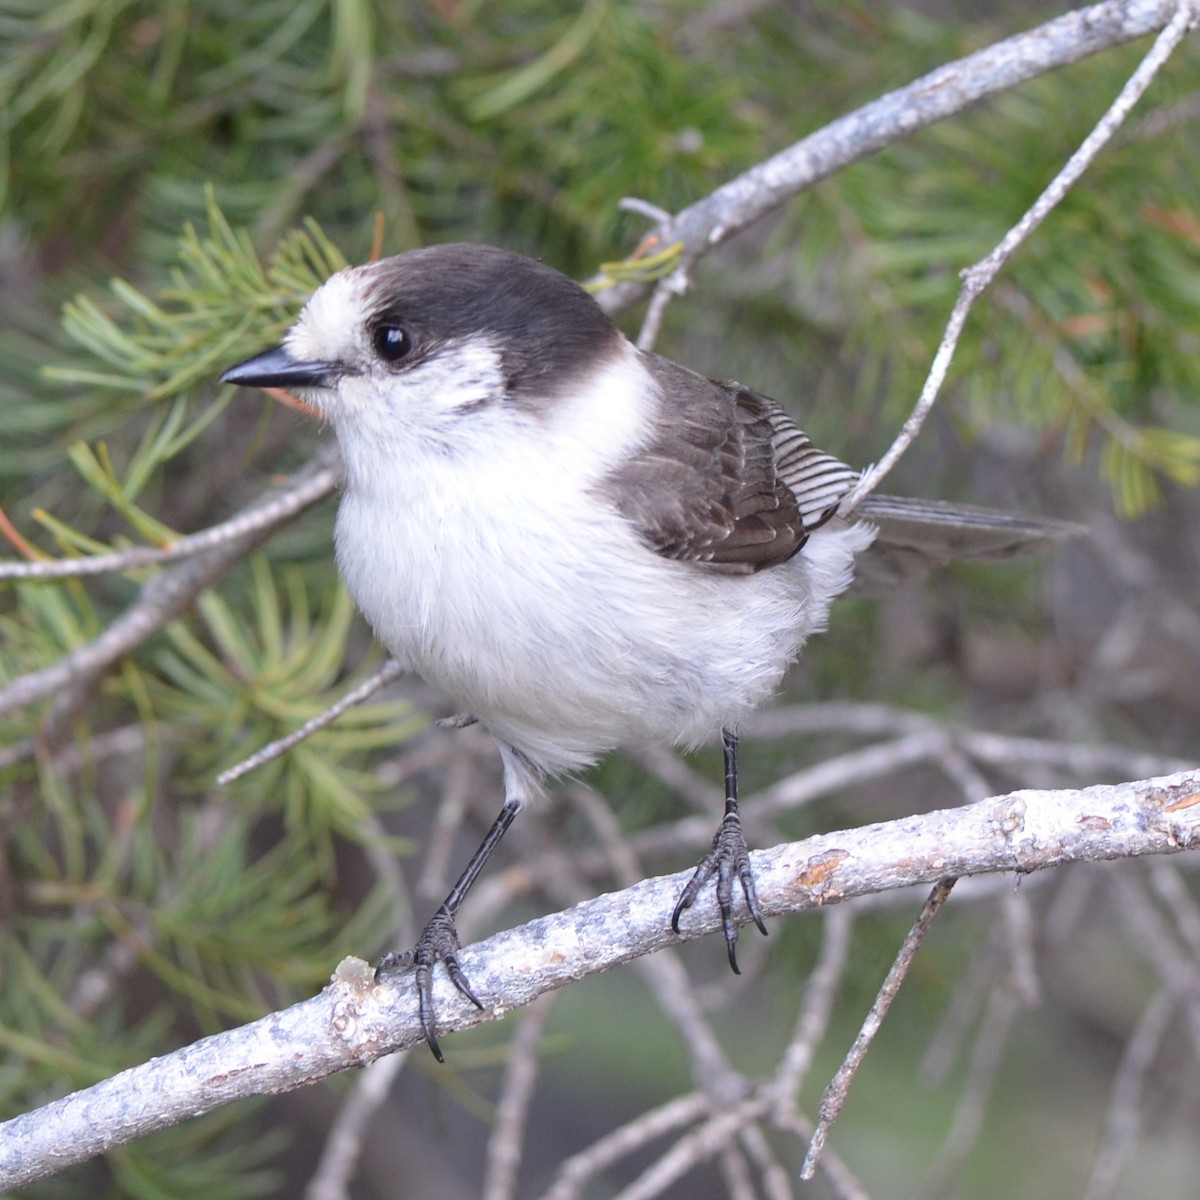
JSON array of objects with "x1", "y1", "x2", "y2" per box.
[{"x1": 220, "y1": 346, "x2": 340, "y2": 389}]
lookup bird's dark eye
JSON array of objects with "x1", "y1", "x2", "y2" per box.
[{"x1": 372, "y1": 324, "x2": 413, "y2": 363}]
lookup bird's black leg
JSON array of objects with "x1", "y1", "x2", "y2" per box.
[
  {"x1": 671, "y1": 728, "x2": 768, "y2": 971},
  {"x1": 377, "y1": 798, "x2": 520, "y2": 1063}
]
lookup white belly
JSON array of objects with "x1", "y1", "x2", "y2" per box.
[{"x1": 333, "y1": 434, "x2": 870, "y2": 775}]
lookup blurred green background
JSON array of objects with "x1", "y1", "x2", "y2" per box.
[{"x1": 3, "y1": 2, "x2": 1200, "y2": 1197}]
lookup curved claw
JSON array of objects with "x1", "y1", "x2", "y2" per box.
[
  {"x1": 672, "y1": 810, "x2": 768, "y2": 970},
  {"x1": 671, "y1": 868, "x2": 708, "y2": 934},
  {"x1": 377, "y1": 904, "x2": 484, "y2": 1063}
]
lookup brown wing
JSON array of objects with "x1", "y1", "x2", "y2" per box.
[{"x1": 604, "y1": 356, "x2": 859, "y2": 574}]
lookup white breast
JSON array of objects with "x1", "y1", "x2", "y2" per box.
[{"x1": 330, "y1": 342, "x2": 871, "y2": 774}]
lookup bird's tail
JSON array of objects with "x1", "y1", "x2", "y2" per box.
[{"x1": 847, "y1": 495, "x2": 1084, "y2": 594}]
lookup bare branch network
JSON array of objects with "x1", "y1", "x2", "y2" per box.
[
  {"x1": 0, "y1": 442, "x2": 341, "y2": 756},
  {"x1": 3, "y1": 1, "x2": 1199, "y2": 1197},
  {"x1": 2, "y1": 769, "x2": 1198, "y2": 1191},
  {"x1": 594, "y1": 0, "x2": 1187, "y2": 315}
]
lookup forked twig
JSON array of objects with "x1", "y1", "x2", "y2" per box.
[{"x1": 842, "y1": 0, "x2": 1198, "y2": 510}]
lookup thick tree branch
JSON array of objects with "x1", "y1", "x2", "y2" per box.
[
  {"x1": 3, "y1": 768, "x2": 1198, "y2": 1191},
  {"x1": 594, "y1": 0, "x2": 1185, "y2": 314}
]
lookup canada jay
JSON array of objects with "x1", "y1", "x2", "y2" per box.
[{"x1": 221, "y1": 243, "x2": 1075, "y2": 1060}]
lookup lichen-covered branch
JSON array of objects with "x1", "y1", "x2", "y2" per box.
[{"x1": 2, "y1": 768, "x2": 1197, "y2": 1191}]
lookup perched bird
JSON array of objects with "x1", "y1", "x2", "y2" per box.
[{"x1": 222, "y1": 243, "x2": 1075, "y2": 1060}]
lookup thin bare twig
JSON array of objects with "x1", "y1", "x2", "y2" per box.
[
  {"x1": 957, "y1": 731, "x2": 1196, "y2": 784},
  {"x1": 843, "y1": 1, "x2": 1198, "y2": 510},
  {"x1": 617, "y1": 197, "x2": 674, "y2": 226},
  {"x1": 0, "y1": 443, "x2": 341, "y2": 745},
  {"x1": 715, "y1": 1143, "x2": 759, "y2": 1200},
  {"x1": 304, "y1": 1053, "x2": 409, "y2": 1200},
  {"x1": 920, "y1": 920, "x2": 1008, "y2": 1085},
  {"x1": 612, "y1": 1094, "x2": 771, "y2": 1200},
  {"x1": 731, "y1": 1124, "x2": 791, "y2": 1200},
  {"x1": 774, "y1": 1109, "x2": 874, "y2": 1200},
  {"x1": 635, "y1": 277, "x2": 683, "y2": 352},
  {"x1": 616, "y1": 730, "x2": 953, "y2": 868},
  {"x1": 483, "y1": 993, "x2": 560, "y2": 1200},
  {"x1": 1148, "y1": 860, "x2": 1200, "y2": 963},
  {"x1": 802, "y1": 879, "x2": 959, "y2": 1179},
  {"x1": 626, "y1": 743, "x2": 724, "y2": 814},
  {"x1": 0, "y1": 721, "x2": 153, "y2": 772},
  {"x1": 216, "y1": 658, "x2": 405, "y2": 785},
  {"x1": 537, "y1": 1094, "x2": 713, "y2": 1200},
  {"x1": 1043, "y1": 869, "x2": 1101, "y2": 950},
  {"x1": 564, "y1": 783, "x2": 737, "y2": 1099},
  {"x1": 1114, "y1": 870, "x2": 1200, "y2": 1054},
  {"x1": 1000, "y1": 890, "x2": 1042, "y2": 1009},
  {"x1": 744, "y1": 705, "x2": 1196, "y2": 781},
  {"x1": 1082, "y1": 990, "x2": 1175, "y2": 1200},
  {"x1": 772, "y1": 905, "x2": 856, "y2": 1107},
  {"x1": 925, "y1": 983, "x2": 1021, "y2": 1197},
  {"x1": 0, "y1": 457, "x2": 336, "y2": 580},
  {"x1": 594, "y1": 0, "x2": 1186, "y2": 317},
  {"x1": 416, "y1": 730, "x2": 493, "y2": 904}
]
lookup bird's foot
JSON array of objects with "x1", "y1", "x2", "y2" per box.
[
  {"x1": 376, "y1": 904, "x2": 483, "y2": 1062},
  {"x1": 671, "y1": 807, "x2": 768, "y2": 972}
]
